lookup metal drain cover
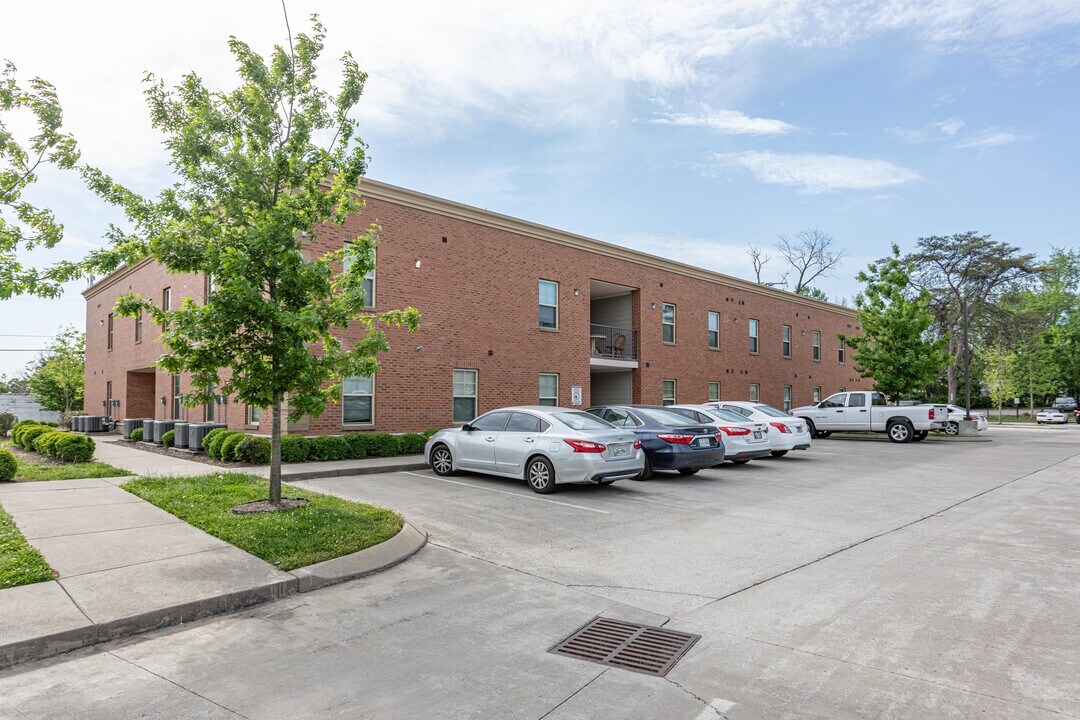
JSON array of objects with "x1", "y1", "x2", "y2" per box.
[{"x1": 549, "y1": 616, "x2": 700, "y2": 677}]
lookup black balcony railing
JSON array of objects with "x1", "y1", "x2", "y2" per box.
[{"x1": 590, "y1": 323, "x2": 637, "y2": 360}]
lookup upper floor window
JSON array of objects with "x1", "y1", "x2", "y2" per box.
[
  {"x1": 344, "y1": 243, "x2": 375, "y2": 307},
  {"x1": 708, "y1": 381, "x2": 720, "y2": 402},
  {"x1": 708, "y1": 311, "x2": 720, "y2": 349},
  {"x1": 539, "y1": 280, "x2": 558, "y2": 329},
  {"x1": 813, "y1": 331, "x2": 821, "y2": 361},
  {"x1": 838, "y1": 337, "x2": 846, "y2": 363},
  {"x1": 662, "y1": 303, "x2": 676, "y2": 343},
  {"x1": 172, "y1": 375, "x2": 181, "y2": 419},
  {"x1": 135, "y1": 312, "x2": 143, "y2": 344},
  {"x1": 343, "y1": 375, "x2": 374, "y2": 424},
  {"x1": 662, "y1": 379, "x2": 676, "y2": 406},
  {"x1": 749, "y1": 383, "x2": 760, "y2": 402},
  {"x1": 539, "y1": 373, "x2": 559, "y2": 406},
  {"x1": 748, "y1": 319, "x2": 759, "y2": 353},
  {"x1": 162, "y1": 287, "x2": 171, "y2": 331},
  {"x1": 107, "y1": 313, "x2": 114, "y2": 350},
  {"x1": 782, "y1": 325, "x2": 791, "y2": 358}
]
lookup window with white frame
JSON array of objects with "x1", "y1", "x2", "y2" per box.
[
  {"x1": 813, "y1": 386, "x2": 821, "y2": 403},
  {"x1": 749, "y1": 319, "x2": 759, "y2": 353},
  {"x1": 453, "y1": 369, "x2": 478, "y2": 423},
  {"x1": 342, "y1": 375, "x2": 374, "y2": 424},
  {"x1": 838, "y1": 337, "x2": 846, "y2": 363},
  {"x1": 708, "y1": 381, "x2": 720, "y2": 402},
  {"x1": 135, "y1": 312, "x2": 143, "y2": 344},
  {"x1": 539, "y1": 373, "x2": 559, "y2": 406},
  {"x1": 344, "y1": 243, "x2": 376, "y2": 307},
  {"x1": 662, "y1": 303, "x2": 676, "y2": 343},
  {"x1": 749, "y1": 383, "x2": 760, "y2": 402},
  {"x1": 662, "y1": 379, "x2": 676, "y2": 406},
  {"x1": 708, "y1": 311, "x2": 720, "y2": 349},
  {"x1": 783, "y1": 385, "x2": 792, "y2": 412},
  {"x1": 813, "y1": 331, "x2": 821, "y2": 361},
  {"x1": 248, "y1": 405, "x2": 261, "y2": 425},
  {"x1": 782, "y1": 325, "x2": 791, "y2": 357},
  {"x1": 539, "y1": 280, "x2": 558, "y2": 329}
]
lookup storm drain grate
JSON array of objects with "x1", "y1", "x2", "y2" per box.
[{"x1": 548, "y1": 616, "x2": 700, "y2": 677}]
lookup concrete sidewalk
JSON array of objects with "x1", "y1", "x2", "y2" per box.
[
  {"x1": 94, "y1": 435, "x2": 428, "y2": 479},
  {"x1": 0, "y1": 477, "x2": 426, "y2": 669}
]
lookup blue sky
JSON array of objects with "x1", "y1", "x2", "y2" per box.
[{"x1": 2, "y1": 1, "x2": 1079, "y2": 374}]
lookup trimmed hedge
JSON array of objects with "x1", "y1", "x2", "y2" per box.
[
  {"x1": 280, "y1": 435, "x2": 310, "y2": 463},
  {"x1": 130, "y1": 427, "x2": 144, "y2": 442},
  {"x1": 15, "y1": 425, "x2": 51, "y2": 451},
  {"x1": 0, "y1": 449, "x2": 16, "y2": 481},
  {"x1": 161, "y1": 430, "x2": 176, "y2": 449},
  {"x1": 17, "y1": 429, "x2": 94, "y2": 463},
  {"x1": 205, "y1": 429, "x2": 243, "y2": 461},
  {"x1": 236, "y1": 435, "x2": 271, "y2": 464},
  {"x1": 311, "y1": 435, "x2": 349, "y2": 462},
  {"x1": 218, "y1": 432, "x2": 245, "y2": 462},
  {"x1": 194, "y1": 430, "x2": 432, "y2": 465}
]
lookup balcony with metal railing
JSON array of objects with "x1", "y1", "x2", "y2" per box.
[{"x1": 589, "y1": 323, "x2": 638, "y2": 362}]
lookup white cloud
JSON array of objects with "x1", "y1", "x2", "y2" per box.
[
  {"x1": 954, "y1": 129, "x2": 1028, "y2": 149},
  {"x1": 639, "y1": 109, "x2": 797, "y2": 135},
  {"x1": 710, "y1": 151, "x2": 921, "y2": 193},
  {"x1": 888, "y1": 118, "x2": 965, "y2": 142}
]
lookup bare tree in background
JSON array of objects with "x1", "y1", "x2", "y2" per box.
[
  {"x1": 776, "y1": 229, "x2": 845, "y2": 294},
  {"x1": 747, "y1": 244, "x2": 787, "y2": 288}
]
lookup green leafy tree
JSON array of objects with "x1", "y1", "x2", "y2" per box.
[
  {"x1": 27, "y1": 327, "x2": 84, "y2": 412},
  {"x1": 0, "y1": 61, "x2": 81, "y2": 299},
  {"x1": 841, "y1": 244, "x2": 950, "y2": 401},
  {"x1": 82, "y1": 17, "x2": 419, "y2": 505},
  {"x1": 979, "y1": 345, "x2": 1019, "y2": 424},
  {"x1": 0, "y1": 371, "x2": 31, "y2": 394}
]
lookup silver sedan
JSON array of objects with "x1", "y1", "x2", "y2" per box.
[{"x1": 424, "y1": 406, "x2": 644, "y2": 493}]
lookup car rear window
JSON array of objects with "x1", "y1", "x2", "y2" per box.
[
  {"x1": 638, "y1": 408, "x2": 705, "y2": 426},
  {"x1": 555, "y1": 412, "x2": 616, "y2": 430},
  {"x1": 753, "y1": 405, "x2": 789, "y2": 418},
  {"x1": 705, "y1": 407, "x2": 748, "y2": 423}
]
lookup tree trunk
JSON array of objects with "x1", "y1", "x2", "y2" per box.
[
  {"x1": 270, "y1": 393, "x2": 282, "y2": 504},
  {"x1": 946, "y1": 336, "x2": 959, "y2": 403}
]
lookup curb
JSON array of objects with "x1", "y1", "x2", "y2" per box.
[
  {"x1": 0, "y1": 519, "x2": 427, "y2": 671},
  {"x1": 824, "y1": 434, "x2": 992, "y2": 443},
  {"x1": 279, "y1": 461, "x2": 429, "y2": 481}
]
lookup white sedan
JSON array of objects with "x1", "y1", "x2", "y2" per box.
[
  {"x1": 705, "y1": 401, "x2": 812, "y2": 457},
  {"x1": 668, "y1": 404, "x2": 773, "y2": 464},
  {"x1": 1036, "y1": 408, "x2": 1068, "y2": 424}
]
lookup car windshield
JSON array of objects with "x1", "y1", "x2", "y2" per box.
[
  {"x1": 753, "y1": 405, "x2": 789, "y2": 418},
  {"x1": 638, "y1": 408, "x2": 706, "y2": 426},
  {"x1": 555, "y1": 412, "x2": 616, "y2": 430},
  {"x1": 1053, "y1": 397, "x2": 1074, "y2": 404}
]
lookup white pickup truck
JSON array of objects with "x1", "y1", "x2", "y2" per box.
[{"x1": 791, "y1": 391, "x2": 949, "y2": 443}]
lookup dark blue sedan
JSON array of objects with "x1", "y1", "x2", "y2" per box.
[{"x1": 585, "y1": 405, "x2": 726, "y2": 479}]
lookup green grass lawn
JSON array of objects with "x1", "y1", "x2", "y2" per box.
[
  {"x1": 0, "y1": 504, "x2": 53, "y2": 588},
  {"x1": 1, "y1": 439, "x2": 133, "y2": 482},
  {"x1": 123, "y1": 473, "x2": 403, "y2": 571}
]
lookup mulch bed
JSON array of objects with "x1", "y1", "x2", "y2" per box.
[
  {"x1": 3, "y1": 443, "x2": 71, "y2": 467},
  {"x1": 231, "y1": 498, "x2": 310, "y2": 515},
  {"x1": 114, "y1": 438, "x2": 242, "y2": 468}
]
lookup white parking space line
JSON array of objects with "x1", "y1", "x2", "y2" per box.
[{"x1": 398, "y1": 471, "x2": 610, "y2": 514}]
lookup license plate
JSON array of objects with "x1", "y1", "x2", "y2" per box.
[
  {"x1": 611, "y1": 443, "x2": 629, "y2": 457},
  {"x1": 694, "y1": 437, "x2": 713, "y2": 448},
  {"x1": 753, "y1": 431, "x2": 762, "y2": 439}
]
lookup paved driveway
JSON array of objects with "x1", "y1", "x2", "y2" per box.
[{"x1": 2, "y1": 426, "x2": 1078, "y2": 719}]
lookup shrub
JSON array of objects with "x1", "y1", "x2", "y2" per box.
[
  {"x1": 161, "y1": 430, "x2": 176, "y2": 449},
  {"x1": 218, "y1": 432, "x2": 245, "y2": 462},
  {"x1": 17, "y1": 425, "x2": 51, "y2": 451},
  {"x1": 34, "y1": 431, "x2": 65, "y2": 456},
  {"x1": 11, "y1": 420, "x2": 41, "y2": 447},
  {"x1": 343, "y1": 433, "x2": 369, "y2": 460},
  {"x1": 0, "y1": 412, "x2": 16, "y2": 438},
  {"x1": 206, "y1": 430, "x2": 242, "y2": 460},
  {"x1": 130, "y1": 427, "x2": 144, "y2": 442},
  {"x1": 0, "y1": 449, "x2": 16, "y2": 481},
  {"x1": 397, "y1": 433, "x2": 428, "y2": 455},
  {"x1": 236, "y1": 435, "x2": 271, "y2": 464},
  {"x1": 201, "y1": 428, "x2": 230, "y2": 457},
  {"x1": 311, "y1": 435, "x2": 349, "y2": 462},
  {"x1": 280, "y1": 435, "x2": 310, "y2": 463},
  {"x1": 366, "y1": 433, "x2": 401, "y2": 458},
  {"x1": 423, "y1": 428, "x2": 439, "y2": 439},
  {"x1": 51, "y1": 434, "x2": 94, "y2": 463}
]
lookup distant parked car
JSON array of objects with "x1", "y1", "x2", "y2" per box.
[
  {"x1": 1036, "y1": 407, "x2": 1068, "y2": 424},
  {"x1": 1052, "y1": 396, "x2": 1077, "y2": 414},
  {"x1": 586, "y1": 405, "x2": 726, "y2": 479},
  {"x1": 424, "y1": 406, "x2": 644, "y2": 494},
  {"x1": 925, "y1": 404, "x2": 988, "y2": 434},
  {"x1": 667, "y1": 405, "x2": 772, "y2": 464},
  {"x1": 705, "y1": 401, "x2": 812, "y2": 456}
]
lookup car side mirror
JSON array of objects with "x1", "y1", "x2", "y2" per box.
[{"x1": 460, "y1": 424, "x2": 473, "y2": 432}]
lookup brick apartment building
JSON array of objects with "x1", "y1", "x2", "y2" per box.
[{"x1": 83, "y1": 179, "x2": 864, "y2": 435}]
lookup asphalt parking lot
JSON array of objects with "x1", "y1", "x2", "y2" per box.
[{"x1": 2, "y1": 425, "x2": 1078, "y2": 719}]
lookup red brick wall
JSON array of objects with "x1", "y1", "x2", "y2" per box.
[{"x1": 85, "y1": 188, "x2": 863, "y2": 435}]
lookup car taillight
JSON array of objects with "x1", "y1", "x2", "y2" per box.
[
  {"x1": 929, "y1": 408, "x2": 935, "y2": 420},
  {"x1": 717, "y1": 426, "x2": 751, "y2": 436},
  {"x1": 564, "y1": 439, "x2": 606, "y2": 453},
  {"x1": 657, "y1": 434, "x2": 695, "y2": 445},
  {"x1": 769, "y1": 422, "x2": 791, "y2": 434},
  {"x1": 633, "y1": 440, "x2": 642, "y2": 449}
]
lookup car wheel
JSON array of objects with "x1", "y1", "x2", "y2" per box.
[
  {"x1": 887, "y1": 420, "x2": 914, "y2": 443},
  {"x1": 430, "y1": 444, "x2": 455, "y2": 476},
  {"x1": 731, "y1": 459, "x2": 751, "y2": 465},
  {"x1": 677, "y1": 468, "x2": 699, "y2": 475},
  {"x1": 526, "y1": 456, "x2": 557, "y2": 494},
  {"x1": 635, "y1": 455, "x2": 653, "y2": 481},
  {"x1": 770, "y1": 450, "x2": 788, "y2": 457},
  {"x1": 913, "y1": 430, "x2": 928, "y2": 442},
  {"x1": 805, "y1": 419, "x2": 818, "y2": 438},
  {"x1": 945, "y1": 421, "x2": 959, "y2": 436},
  {"x1": 818, "y1": 431, "x2": 832, "y2": 439}
]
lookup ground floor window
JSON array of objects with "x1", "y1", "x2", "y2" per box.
[
  {"x1": 539, "y1": 373, "x2": 559, "y2": 406},
  {"x1": 172, "y1": 375, "x2": 181, "y2": 419},
  {"x1": 453, "y1": 369, "x2": 478, "y2": 423},
  {"x1": 343, "y1": 375, "x2": 374, "y2": 424},
  {"x1": 205, "y1": 387, "x2": 216, "y2": 422},
  {"x1": 813, "y1": 386, "x2": 821, "y2": 403},
  {"x1": 783, "y1": 385, "x2": 792, "y2": 412},
  {"x1": 248, "y1": 405, "x2": 261, "y2": 425},
  {"x1": 662, "y1": 379, "x2": 676, "y2": 406},
  {"x1": 749, "y1": 383, "x2": 760, "y2": 402},
  {"x1": 708, "y1": 381, "x2": 720, "y2": 402}
]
